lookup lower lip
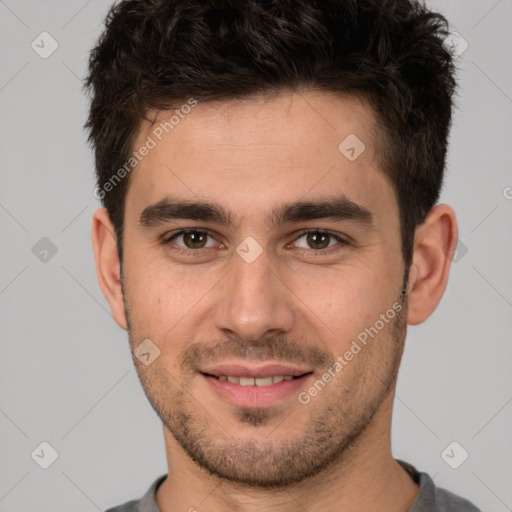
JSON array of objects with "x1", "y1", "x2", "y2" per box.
[{"x1": 201, "y1": 373, "x2": 313, "y2": 408}]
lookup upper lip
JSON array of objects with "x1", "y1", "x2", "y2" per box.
[{"x1": 200, "y1": 362, "x2": 313, "y2": 378}]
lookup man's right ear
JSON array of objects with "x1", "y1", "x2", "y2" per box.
[{"x1": 91, "y1": 207, "x2": 128, "y2": 330}]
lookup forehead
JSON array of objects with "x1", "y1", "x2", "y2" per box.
[
  {"x1": 126, "y1": 90, "x2": 396, "y2": 224},
  {"x1": 139, "y1": 90, "x2": 380, "y2": 157}
]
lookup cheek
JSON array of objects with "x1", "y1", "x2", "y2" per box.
[
  {"x1": 124, "y1": 255, "x2": 218, "y2": 340},
  {"x1": 288, "y1": 265, "x2": 392, "y2": 349},
  {"x1": 129, "y1": 278, "x2": 187, "y2": 332}
]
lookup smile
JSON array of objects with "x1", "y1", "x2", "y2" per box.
[
  {"x1": 203, "y1": 374, "x2": 301, "y2": 386},
  {"x1": 200, "y1": 371, "x2": 314, "y2": 408}
]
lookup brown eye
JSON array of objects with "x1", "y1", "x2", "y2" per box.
[
  {"x1": 292, "y1": 229, "x2": 349, "y2": 254},
  {"x1": 305, "y1": 232, "x2": 330, "y2": 250},
  {"x1": 166, "y1": 229, "x2": 216, "y2": 250},
  {"x1": 182, "y1": 231, "x2": 208, "y2": 249}
]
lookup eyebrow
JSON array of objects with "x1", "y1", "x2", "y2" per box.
[{"x1": 138, "y1": 195, "x2": 375, "y2": 229}]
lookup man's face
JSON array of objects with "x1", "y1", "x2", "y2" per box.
[{"x1": 121, "y1": 90, "x2": 408, "y2": 486}]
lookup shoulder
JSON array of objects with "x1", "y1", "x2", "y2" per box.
[
  {"x1": 435, "y1": 486, "x2": 482, "y2": 512},
  {"x1": 105, "y1": 500, "x2": 140, "y2": 512},
  {"x1": 103, "y1": 474, "x2": 167, "y2": 512},
  {"x1": 396, "y1": 459, "x2": 482, "y2": 512}
]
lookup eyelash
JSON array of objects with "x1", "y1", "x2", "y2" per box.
[{"x1": 162, "y1": 228, "x2": 350, "y2": 257}]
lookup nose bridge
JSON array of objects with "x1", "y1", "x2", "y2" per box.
[{"x1": 214, "y1": 242, "x2": 294, "y2": 341}]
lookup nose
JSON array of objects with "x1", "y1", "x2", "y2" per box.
[{"x1": 213, "y1": 246, "x2": 295, "y2": 343}]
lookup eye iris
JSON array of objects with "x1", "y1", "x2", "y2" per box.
[
  {"x1": 307, "y1": 232, "x2": 329, "y2": 249},
  {"x1": 184, "y1": 231, "x2": 207, "y2": 249}
]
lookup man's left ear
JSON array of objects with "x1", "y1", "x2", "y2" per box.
[{"x1": 406, "y1": 203, "x2": 459, "y2": 325}]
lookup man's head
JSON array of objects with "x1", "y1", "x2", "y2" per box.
[{"x1": 86, "y1": 0, "x2": 458, "y2": 489}]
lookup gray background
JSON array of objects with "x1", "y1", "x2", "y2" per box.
[{"x1": 1, "y1": 0, "x2": 511, "y2": 510}]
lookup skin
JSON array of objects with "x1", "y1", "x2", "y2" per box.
[{"x1": 92, "y1": 90, "x2": 458, "y2": 512}]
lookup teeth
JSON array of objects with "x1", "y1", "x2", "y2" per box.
[
  {"x1": 214, "y1": 375, "x2": 298, "y2": 386},
  {"x1": 255, "y1": 377, "x2": 273, "y2": 386}
]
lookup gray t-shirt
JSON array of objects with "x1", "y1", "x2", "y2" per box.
[{"x1": 105, "y1": 459, "x2": 482, "y2": 511}]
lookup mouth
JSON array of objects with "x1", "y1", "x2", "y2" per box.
[
  {"x1": 201, "y1": 373, "x2": 308, "y2": 386},
  {"x1": 198, "y1": 363, "x2": 314, "y2": 407}
]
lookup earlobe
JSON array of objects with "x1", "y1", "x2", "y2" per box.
[
  {"x1": 406, "y1": 204, "x2": 458, "y2": 326},
  {"x1": 91, "y1": 208, "x2": 128, "y2": 330}
]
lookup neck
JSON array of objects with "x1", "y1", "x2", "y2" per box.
[{"x1": 156, "y1": 392, "x2": 419, "y2": 512}]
